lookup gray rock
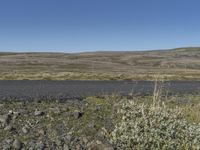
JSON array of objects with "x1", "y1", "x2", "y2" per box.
[
  {"x1": 13, "y1": 139, "x2": 22, "y2": 150},
  {"x1": 22, "y1": 127, "x2": 28, "y2": 134},
  {"x1": 73, "y1": 110, "x2": 83, "y2": 119},
  {"x1": 34, "y1": 110, "x2": 44, "y2": 116}
]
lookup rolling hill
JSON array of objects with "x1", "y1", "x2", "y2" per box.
[{"x1": 0, "y1": 47, "x2": 200, "y2": 80}]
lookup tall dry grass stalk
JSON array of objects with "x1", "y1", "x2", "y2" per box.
[{"x1": 152, "y1": 75, "x2": 164, "y2": 108}]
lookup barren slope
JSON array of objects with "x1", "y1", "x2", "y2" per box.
[{"x1": 0, "y1": 47, "x2": 200, "y2": 80}]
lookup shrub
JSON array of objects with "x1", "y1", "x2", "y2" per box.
[{"x1": 109, "y1": 100, "x2": 200, "y2": 149}]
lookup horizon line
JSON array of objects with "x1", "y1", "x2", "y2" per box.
[{"x1": 0, "y1": 46, "x2": 199, "y2": 53}]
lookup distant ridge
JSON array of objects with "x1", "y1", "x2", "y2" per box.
[{"x1": 0, "y1": 47, "x2": 200, "y2": 54}]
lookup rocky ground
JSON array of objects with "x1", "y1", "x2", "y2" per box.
[
  {"x1": 1, "y1": 94, "x2": 200, "y2": 150},
  {"x1": 0, "y1": 97, "x2": 117, "y2": 150}
]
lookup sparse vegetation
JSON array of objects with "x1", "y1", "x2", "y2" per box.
[
  {"x1": 106, "y1": 81, "x2": 200, "y2": 149},
  {"x1": 0, "y1": 93, "x2": 200, "y2": 149},
  {"x1": 0, "y1": 47, "x2": 200, "y2": 80},
  {"x1": 108, "y1": 100, "x2": 200, "y2": 149}
]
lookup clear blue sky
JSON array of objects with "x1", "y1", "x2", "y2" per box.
[{"x1": 0, "y1": 0, "x2": 199, "y2": 52}]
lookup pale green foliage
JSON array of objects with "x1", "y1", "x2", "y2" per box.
[{"x1": 109, "y1": 100, "x2": 200, "y2": 149}]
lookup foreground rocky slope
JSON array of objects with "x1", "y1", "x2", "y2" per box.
[
  {"x1": 0, "y1": 97, "x2": 116, "y2": 150},
  {"x1": 1, "y1": 94, "x2": 200, "y2": 149}
]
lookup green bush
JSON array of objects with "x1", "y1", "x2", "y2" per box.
[{"x1": 109, "y1": 100, "x2": 200, "y2": 149}]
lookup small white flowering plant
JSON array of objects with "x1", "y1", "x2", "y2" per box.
[{"x1": 109, "y1": 100, "x2": 200, "y2": 149}]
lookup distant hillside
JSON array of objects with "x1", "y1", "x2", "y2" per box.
[{"x1": 0, "y1": 47, "x2": 200, "y2": 80}]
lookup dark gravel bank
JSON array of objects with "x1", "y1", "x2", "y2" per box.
[{"x1": 0, "y1": 80, "x2": 199, "y2": 101}]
